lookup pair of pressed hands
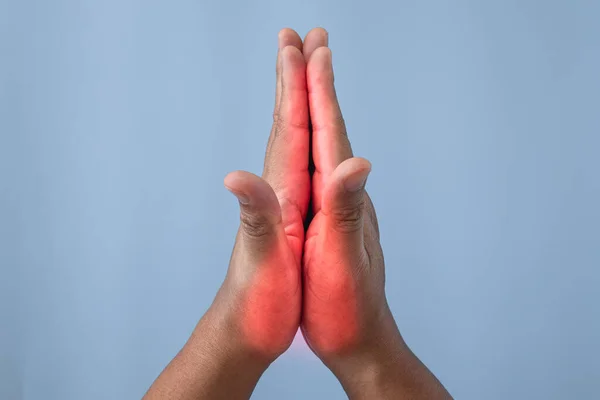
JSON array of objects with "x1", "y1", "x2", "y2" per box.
[{"x1": 144, "y1": 28, "x2": 451, "y2": 400}]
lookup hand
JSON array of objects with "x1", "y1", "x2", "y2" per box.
[
  {"x1": 213, "y1": 28, "x2": 310, "y2": 361},
  {"x1": 145, "y1": 28, "x2": 451, "y2": 400},
  {"x1": 143, "y1": 29, "x2": 310, "y2": 399},
  {"x1": 300, "y1": 25, "x2": 390, "y2": 366},
  {"x1": 300, "y1": 28, "x2": 452, "y2": 399}
]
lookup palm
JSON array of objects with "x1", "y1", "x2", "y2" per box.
[
  {"x1": 299, "y1": 35, "x2": 378, "y2": 357},
  {"x1": 234, "y1": 33, "x2": 310, "y2": 356},
  {"x1": 236, "y1": 222, "x2": 302, "y2": 357},
  {"x1": 303, "y1": 211, "x2": 361, "y2": 355},
  {"x1": 241, "y1": 171, "x2": 308, "y2": 355}
]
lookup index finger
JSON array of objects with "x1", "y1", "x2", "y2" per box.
[
  {"x1": 307, "y1": 46, "x2": 353, "y2": 213},
  {"x1": 262, "y1": 30, "x2": 311, "y2": 225},
  {"x1": 263, "y1": 45, "x2": 310, "y2": 184},
  {"x1": 273, "y1": 28, "x2": 303, "y2": 117},
  {"x1": 307, "y1": 46, "x2": 353, "y2": 178}
]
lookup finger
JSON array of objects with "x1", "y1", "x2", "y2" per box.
[
  {"x1": 274, "y1": 28, "x2": 303, "y2": 114},
  {"x1": 307, "y1": 46, "x2": 353, "y2": 212},
  {"x1": 308, "y1": 47, "x2": 352, "y2": 173},
  {"x1": 224, "y1": 171, "x2": 286, "y2": 259},
  {"x1": 264, "y1": 45, "x2": 310, "y2": 193},
  {"x1": 302, "y1": 27, "x2": 328, "y2": 63},
  {"x1": 321, "y1": 157, "x2": 371, "y2": 252}
]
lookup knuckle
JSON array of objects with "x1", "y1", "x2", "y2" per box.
[
  {"x1": 272, "y1": 110, "x2": 281, "y2": 124},
  {"x1": 331, "y1": 199, "x2": 365, "y2": 233},
  {"x1": 271, "y1": 112, "x2": 310, "y2": 136},
  {"x1": 271, "y1": 112, "x2": 287, "y2": 138},
  {"x1": 240, "y1": 211, "x2": 272, "y2": 239},
  {"x1": 311, "y1": 112, "x2": 349, "y2": 141}
]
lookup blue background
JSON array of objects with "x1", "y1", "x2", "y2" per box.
[{"x1": 1, "y1": 0, "x2": 599, "y2": 399}]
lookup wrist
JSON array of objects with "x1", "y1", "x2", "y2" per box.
[
  {"x1": 185, "y1": 307, "x2": 274, "y2": 372},
  {"x1": 325, "y1": 310, "x2": 406, "y2": 385},
  {"x1": 325, "y1": 311, "x2": 451, "y2": 399},
  {"x1": 144, "y1": 309, "x2": 272, "y2": 400}
]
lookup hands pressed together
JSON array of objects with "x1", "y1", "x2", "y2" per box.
[{"x1": 144, "y1": 28, "x2": 452, "y2": 400}]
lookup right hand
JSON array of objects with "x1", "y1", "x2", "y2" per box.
[
  {"x1": 206, "y1": 28, "x2": 311, "y2": 361},
  {"x1": 144, "y1": 29, "x2": 312, "y2": 400}
]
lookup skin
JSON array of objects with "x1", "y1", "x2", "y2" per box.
[
  {"x1": 301, "y1": 28, "x2": 451, "y2": 399},
  {"x1": 144, "y1": 28, "x2": 452, "y2": 400}
]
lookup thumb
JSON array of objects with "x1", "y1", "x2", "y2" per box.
[
  {"x1": 224, "y1": 170, "x2": 285, "y2": 256},
  {"x1": 321, "y1": 157, "x2": 372, "y2": 249}
]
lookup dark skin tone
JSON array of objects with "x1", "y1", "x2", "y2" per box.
[{"x1": 143, "y1": 28, "x2": 452, "y2": 400}]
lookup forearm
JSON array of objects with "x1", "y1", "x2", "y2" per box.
[
  {"x1": 328, "y1": 314, "x2": 452, "y2": 400},
  {"x1": 143, "y1": 310, "x2": 270, "y2": 400}
]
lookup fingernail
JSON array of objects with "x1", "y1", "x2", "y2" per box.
[
  {"x1": 344, "y1": 169, "x2": 370, "y2": 192},
  {"x1": 225, "y1": 186, "x2": 250, "y2": 205},
  {"x1": 324, "y1": 29, "x2": 329, "y2": 46}
]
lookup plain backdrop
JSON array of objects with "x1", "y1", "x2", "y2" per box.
[{"x1": 1, "y1": 0, "x2": 599, "y2": 399}]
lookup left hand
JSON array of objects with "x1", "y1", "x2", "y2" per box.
[
  {"x1": 299, "y1": 28, "x2": 452, "y2": 400},
  {"x1": 299, "y1": 28, "x2": 389, "y2": 362}
]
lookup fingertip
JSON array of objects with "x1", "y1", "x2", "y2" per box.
[
  {"x1": 223, "y1": 170, "x2": 247, "y2": 190},
  {"x1": 224, "y1": 171, "x2": 249, "y2": 204},
  {"x1": 343, "y1": 167, "x2": 370, "y2": 192},
  {"x1": 278, "y1": 28, "x2": 303, "y2": 50},
  {"x1": 280, "y1": 45, "x2": 306, "y2": 65},
  {"x1": 349, "y1": 157, "x2": 372, "y2": 174},
  {"x1": 338, "y1": 157, "x2": 371, "y2": 173},
  {"x1": 309, "y1": 46, "x2": 332, "y2": 64},
  {"x1": 306, "y1": 47, "x2": 333, "y2": 89},
  {"x1": 224, "y1": 170, "x2": 264, "y2": 195},
  {"x1": 280, "y1": 45, "x2": 307, "y2": 89},
  {"x1": 303, "y1": 27, "x2": 328, "y2": 43},
  {"x1": 303, "y1": 27, "x2": 329, "y2": 61},
  {"x1": 224, "y1": 171, "x2": 281, "y2": 214},
  {"x1": 332, "y1": 157, "x2": 372, "y2": 191}
]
